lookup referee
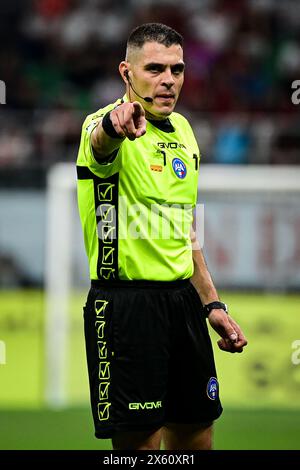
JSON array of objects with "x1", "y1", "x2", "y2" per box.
[{"x1": 76, "y1": 23, "x2": 247, "y2": 450}]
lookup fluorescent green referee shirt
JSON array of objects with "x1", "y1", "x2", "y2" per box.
[{"x1": 76, "y1": 96, "x2": 200, "y2": 281}]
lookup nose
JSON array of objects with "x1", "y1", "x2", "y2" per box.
[{"x1": 161, "y1": 68, "x2": 175, "y2": 88}]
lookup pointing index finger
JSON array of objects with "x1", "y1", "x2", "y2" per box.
[
  {"x1": 131, "y1": 102, "x2": 146, "y2": 137},
  {"x1": 132, "y1": 101, "x2": 145, "y2": 117}
]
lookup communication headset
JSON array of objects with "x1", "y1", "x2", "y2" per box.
[{"x1": 124, "y1": 69, "x2": 153, "y2": 103}]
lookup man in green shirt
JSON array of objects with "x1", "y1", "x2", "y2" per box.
[{"x1": 77, "y1": 22, "x2": 247, "y2": 450}]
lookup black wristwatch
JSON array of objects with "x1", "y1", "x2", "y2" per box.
[{"x1": 204, "y1": 301, "x2": 228, "y2": 317}]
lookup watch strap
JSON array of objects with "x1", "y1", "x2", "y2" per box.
[
  {"x1": 204, "y1": 301, "x2": 228, "y2": 317},
  {"x1": 101, "y1": 111, "x2": 123, "y2": 139}
]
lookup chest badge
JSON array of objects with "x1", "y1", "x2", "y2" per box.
[{"x1": 172, "y1": 158, "x2": 187, "y2": 179}]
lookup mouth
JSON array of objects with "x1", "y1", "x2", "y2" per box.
[{"x1": 155, "y1": 93, "x2": 175, "y2": 101}]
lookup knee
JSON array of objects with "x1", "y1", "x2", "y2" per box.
[
  {"x1": 199, "y1": 432, "x2": 212, "y2": 450},
  {"x1": 163, "y1": 423, "x2": 213, "y2": 450},
  {"x1": 112, "y1": 428, "x2": 162, "y2": 450}
]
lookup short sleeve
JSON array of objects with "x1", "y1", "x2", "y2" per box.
[{"x1": 77, "y1": 114, "x2": 123, "y2": 179}]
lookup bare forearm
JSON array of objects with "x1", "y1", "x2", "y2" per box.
[
  {"x1": 190, "y1": 230, "x2": 219, "y2": 305},
  {"x1": 189, "y1": 229, "x2": 248, "y2": 353}
]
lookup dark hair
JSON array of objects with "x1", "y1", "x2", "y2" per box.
[{"x1": 127, "y1": 23, "x2": 183, "y2": 49}]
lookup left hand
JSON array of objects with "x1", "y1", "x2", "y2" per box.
[{"x1": 208, "y1": 309, "x2": 248, "y2": 353}]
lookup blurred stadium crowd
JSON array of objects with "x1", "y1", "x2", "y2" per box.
[
  {"x1": 0, "y1": 0, "x2": 300, "y2": 171},
  {"x1": 1, "y1": 0, "x2": 300, "y2": 287}
]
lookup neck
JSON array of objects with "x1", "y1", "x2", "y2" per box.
[{"x1": 145, "y1": 111, "x2": 168, "y2": 121}]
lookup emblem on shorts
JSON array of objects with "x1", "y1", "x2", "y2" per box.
[
  {"x1": 172, "y1": 158, "x2": 186, "y2": 179},
  {"x1": 207, "y1": 377, "x2": 218, "y2": 400}
]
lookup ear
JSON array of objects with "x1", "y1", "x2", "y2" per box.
[{"x1": 119, "y1": 62, "x2": 130, "y2": 84}]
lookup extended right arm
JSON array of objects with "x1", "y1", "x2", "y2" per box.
[{"x1": 91, "y1": 101, "x2": 147, "y2": 160}]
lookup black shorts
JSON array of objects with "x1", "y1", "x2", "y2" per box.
[{"x1": 83, "y1": 279, "x2": 223, "y2": 439}]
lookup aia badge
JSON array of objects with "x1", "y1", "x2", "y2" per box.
[
  {"x1": 172, "y1": 158, "x2": 186, "y2": 179},
  {"x1": 207, "y1": 377, "x2": 219, "y2": 400}
]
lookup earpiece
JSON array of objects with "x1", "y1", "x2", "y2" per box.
[{"x1": 124, "y1": 69, "x2": 153, "y2": 103}]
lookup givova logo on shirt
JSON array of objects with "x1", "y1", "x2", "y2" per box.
[
  {"x1": 157, "y1": 142, "x2": 186, "y2": 149},
  {"x1": 172, "y1": 158, "x2": 187, "y2": 179}
]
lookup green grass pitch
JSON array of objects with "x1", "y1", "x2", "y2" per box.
[
  {"x1": 0, "y1": 407, "x2": 299, "y2": 450},
  {"x1": 0, "y1": 289, "x2": 300, "y2": 449}
]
